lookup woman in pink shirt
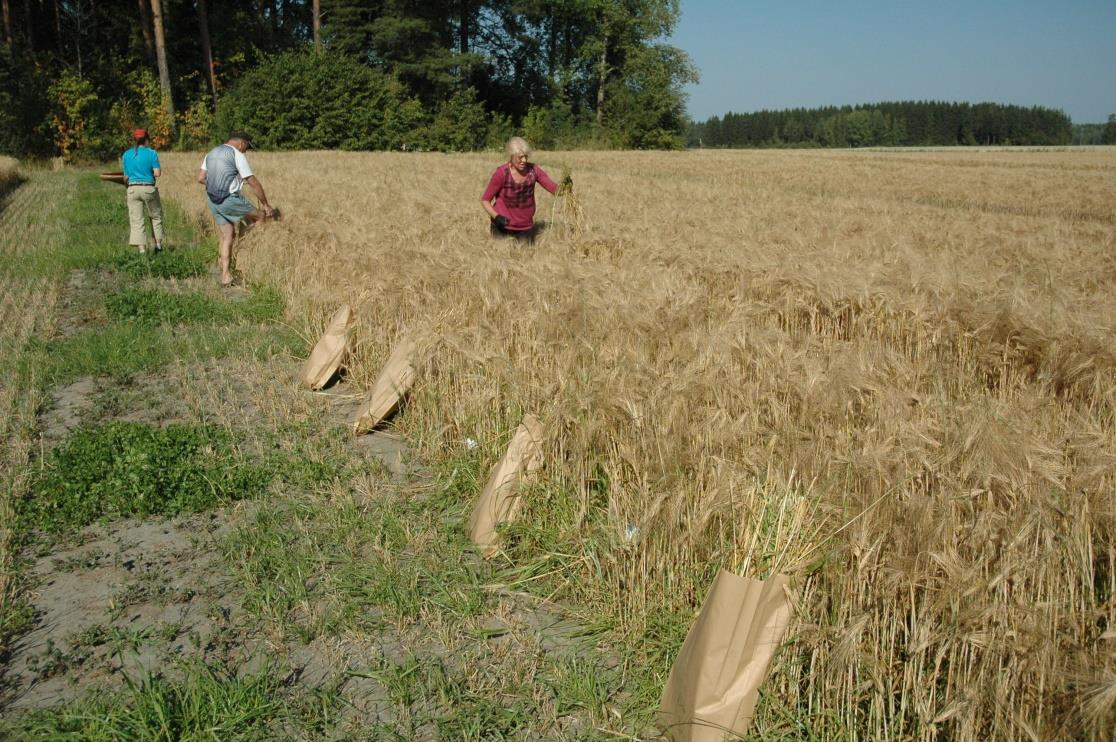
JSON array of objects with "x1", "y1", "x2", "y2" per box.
[{"x1": 481, "y1": 137, "x2": 567, "y2": 243}]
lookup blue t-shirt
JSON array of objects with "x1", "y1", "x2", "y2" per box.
[{"x1": 121, "y1": 146, "x2": 161, "y2": 184}]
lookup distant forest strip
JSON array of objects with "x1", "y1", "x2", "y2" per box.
[
  {"x1": 687, "y1": 101, "x2": 1097, "y2": 149},
  {"x1": 1073, "y1": 122, "x2": 1116, "y2": 145}
]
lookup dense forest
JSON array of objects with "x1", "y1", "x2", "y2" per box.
[
  {"x1": 0, "y1": 0, "x2": 696, "y2": 159},
  {"x1": 687, "y1": 101, "x2": 1091, "y2": 149}
]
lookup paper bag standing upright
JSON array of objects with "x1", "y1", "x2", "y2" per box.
[
  {"x1": 659, "y1": 569, "x2": 793, "y2": 741},
  {"x1": 300, "y1": 304, "x2": 353, "y2": 390},
  {"x1": 468, "y1": 415, "x2": 544, "y2": 558},
  {"x1": 351, "y1": 335, "x2": 416, "y2": 434}
]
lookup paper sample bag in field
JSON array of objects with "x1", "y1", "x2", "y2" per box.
[
  {"x1": 659, "y1": 569, "x2": 793, "y2": 741},
  {"x1": 300, "y1": 304, "x2": 353, "y2": 389},
  {"x1": 468, "y1": 415, "x2": 544, "y2": 558},
  {"x1": 351, "y1": 335, "x2": 416, "y2": 434}
]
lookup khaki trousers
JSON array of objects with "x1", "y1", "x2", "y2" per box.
[{"x1": 126, "y1": 185, "x2": 165, "y2": 247}]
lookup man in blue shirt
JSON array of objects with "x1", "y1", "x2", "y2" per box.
[{"x1": 121, "y1": 128, "x2": 164, "y2": 253}]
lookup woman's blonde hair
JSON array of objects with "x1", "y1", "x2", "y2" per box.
[{"x1": 506, "y1": 136, "x2": 531, "y2": 158}]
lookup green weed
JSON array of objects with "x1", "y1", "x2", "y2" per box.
[
  {"x1": 113, "y1": 246, "x2": 211, "y2": 280},
  {"x1": 23, "y1": 421, "x2": 271, "y2": 533},
  {"x1": 0, "y1": 591, "x2": 35, "y2": 655}
]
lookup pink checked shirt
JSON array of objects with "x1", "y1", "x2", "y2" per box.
[{"x1": 481, "y1": 163, "x2": 558, "y2": 231}]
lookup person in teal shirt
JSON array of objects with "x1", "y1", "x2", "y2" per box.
[{"x1": 121, "y1": 128, "x2": 164, "y2": 253}]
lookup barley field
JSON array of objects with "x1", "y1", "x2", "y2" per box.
[{"x1": 159, "y1": 147, "x2": 1116, "y2": 739}]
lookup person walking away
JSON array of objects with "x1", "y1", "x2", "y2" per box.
[
  {"x1": 481, "y1": 136, "x2": 568, "y2": 244},
  {"x1": 197, "y1": 131, "x2": 275, "y2": 287},
  {"x1": 121, "y1": 128, "x2": 164, "y2": 253}
]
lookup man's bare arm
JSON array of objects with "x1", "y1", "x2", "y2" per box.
[{"x1": 244, "y1": 175, "x2": 274, "y2": 216}]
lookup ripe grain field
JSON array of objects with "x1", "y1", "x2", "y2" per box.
[{"x1": 158, "y1": 147, "x2": 1116, "y2": 740}]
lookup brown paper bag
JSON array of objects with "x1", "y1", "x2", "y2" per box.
[
  {"x1": 351, "y1": 335, "x2": 416, "y2": 434},
  {"x1": 300, "y1": 304, "x2": 353, "y2": 389},
  {"x1": 659, "y1": 569, "x2": 793, "y2": 741},
  {"x1": 468, "y1": 415, "x2": 544, "y2": 558}
]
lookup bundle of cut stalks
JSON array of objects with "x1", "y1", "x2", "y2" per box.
[{"x1": 549, "y1": 164, "x2": 585, "y2": 238}]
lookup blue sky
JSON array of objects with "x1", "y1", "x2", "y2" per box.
[{"x1": 669, "y1": 1, "x2": 1116, "y2": 123}]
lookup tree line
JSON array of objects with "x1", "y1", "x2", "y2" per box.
[
  {"x1": 1073, "y1": 115, "x2": 1116, "y2": 145},
  {"x1": 687, "y1": 101, "x2": 1080, "y2": 149},
  {"x1": 0, "y1": 0, "x2": 696, "y2": 160}
]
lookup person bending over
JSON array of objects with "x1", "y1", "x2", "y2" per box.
[
  {"x1": 197, "y1": 131, "x2": 274, "y2": 287},
  {"x1": 481, "y1": 137, "x2": 567, "y2": 244}
]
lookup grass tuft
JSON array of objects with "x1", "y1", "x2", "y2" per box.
[
  {"x1": 113, "y1": 247, "x2": 212, "y2": 280},
  {"x1": 104, "y1": 285, "x2": 284, "y2": 325},
  {"x1": 2, "y1": 659, "x2": 304, "y2": 739},
  {"x1": 38, "y1": 321, "x2": 302, "y2": 385}
]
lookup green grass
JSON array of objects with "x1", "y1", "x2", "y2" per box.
[
  {"x1": 260, "y1": 422, "x2": 359, "y2": 490},
  {"x1": 22, "y1": 421, "x2": 271, "y2": 533},
  {"x1": 113, "y1": 247, "x2": 212, "y2": 280},
  {"x1": 545, "y1": 657, "x2": 622, "y2": 724},
  {"x1": 34, "y1": 321, "x2": 301, "y2": 386},
  {"x1": 223, "y1": 476, "x2": 493, "y2": 640},
  {"x1": 355, "y1": 654, "x2": 535, "y2": 739},
  {"x1": 2, "y1": 659, "x2": 326, "y2": 740},
  {"x1": 105, "y1": 285, "x2": 284, "y2": 325}
]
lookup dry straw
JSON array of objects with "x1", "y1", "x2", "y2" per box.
[
  {"x1": 158, "y1": 147, "x2": 1116, "y2": 739},
  {"x1": 0, "y1": 173, "x2": 64, "y2": 664}
]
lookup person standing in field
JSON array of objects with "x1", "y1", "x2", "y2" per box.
[
  {"x1": 481, "y1": 137, "x2": 569, "y2": 243},
  {"x1": 121, "y1": 128, "x2": 164, "y2": 254},
  {"x1": 197, "y1": 131, "x2": 275, "y2": 287}
]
